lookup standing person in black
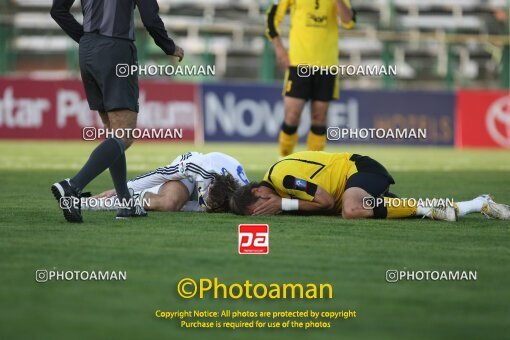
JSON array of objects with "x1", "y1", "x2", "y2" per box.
[{"x1": 50, "y1": 0, "x2": 184, "y2": 222}]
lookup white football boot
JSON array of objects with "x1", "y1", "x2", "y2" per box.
[
  {"x1": 480, "y1": 195, "x2": 510, "y2": 220},
  {"x1": 422, "y1": 201, "x2": 458, "y2": 222}
]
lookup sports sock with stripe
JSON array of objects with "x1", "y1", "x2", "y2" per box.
[
  {"x1": 456, "y1": 197, "x2": 485, "y2": 217},
  {"x1": 279, "y1": 123, "x2": 298, "y2": 157},
  {"x1": 109, "y1": 152, "x2": 131, "y2": 201},
  {"x1": 71, "y1": 137, "x2": 125, "y2": 193},
  {"x1": 307, "y1": 125, "x2": 327, "y2": 151},
  {"x1": 373, "y1": 197, "x2": 418, "y2": 219}
]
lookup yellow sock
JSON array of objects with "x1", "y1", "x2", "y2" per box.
[
  {"x1": 385, "y1": 198, "x2": 418, "y2": 219},
  {"x1": 279, "y1": 131, "x2": 298, "y2": 157},
  {"x1": 307, "y1": 131, "x2": 326, "y2": 151}
]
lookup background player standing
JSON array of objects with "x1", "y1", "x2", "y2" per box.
[
  {"x1": 50, "y1": 0, "x2": 184, "y2": 222},
  {"x1": 266, "y1": 0, "x2": 356, "y2": 157}
]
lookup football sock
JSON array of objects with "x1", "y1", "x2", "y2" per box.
[
  {"x1": 373, "y1": 198, "x2": 418, "y2": 219},
  {"x1": 385, "y1": 198, "x2": 418, "y2": 218},
  {"x1": 307, "y1": 125, "x2": 327, "y2": 151},
  {"x1": 456, "y1": 197, "x2": 486, "y2": 217},
  {"x1": 416, "y1": 205, "x2": 431, "y2": 217},
  {"x1": 71, "y1": 138, "x2": 125, "y2": 192},
  {"x1": 279, "y1": 123, "x2": 298, "y2": 157},
  {"x1": 109, "y1": 152, "x2": 131, "y2": 201}
]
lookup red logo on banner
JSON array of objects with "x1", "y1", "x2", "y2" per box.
[
  {"x1": 485, "y1": 96, "x2": 510, "y2": 148},
  {"x1": 456, "y1": 90, "x2": 510, "y2": 148},
  {"x1": 238, "y1": 224, "x2": 269, "y2": 254}
]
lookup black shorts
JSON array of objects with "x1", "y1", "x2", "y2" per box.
[
  {"x1": 79, "y1": 33, "x2": 139, "y2": 113},
  {"x1": 345, "y1": 154, "x2": 396, "y2": 197},
  {"x1": 283, "y1": 66, "x2": 339, "y2": 102}
]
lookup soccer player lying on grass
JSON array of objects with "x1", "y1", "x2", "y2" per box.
[
  {"x1": 229, "y1": 151, "x2": 510, "y2": 221},
  {"x1": 84, "y1": 152, "x2": 249, "y2": 213}
]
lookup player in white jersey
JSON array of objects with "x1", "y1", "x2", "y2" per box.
[{"x1": 85, "y1": 152, "x2": 249, "y2": 213}]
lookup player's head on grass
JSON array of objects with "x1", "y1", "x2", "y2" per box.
[
  {"x1": 206, "y1": 173, "x2": 241, "y2": 213},
  {"x1": 229, "y1": 182, "x2": 275, "y2": 215}
]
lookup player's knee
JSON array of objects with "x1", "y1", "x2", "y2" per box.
[
  {"x1": 285, "y1": 114, "x2": 300, "y2": 127},
  {"x1": 160, "y1": 198, "x2": 181, "y2": 212},
  {"x1": 311, "y1": 117, "x2": 326, "y2": 126},
  {"x1": 99, "y1": 112, "x2": 110, "y2": 129},
  {"x1": 341, "y1": 201, "x2": 362, "y2": 219},
  {"x1": 285, "y1": 106, "x2": 302, "y2": 125},
  {"x1": 341, "y1": 208, "x2": 357, "y2": 219},
  {"x1": 310, "y1": 110, "x2": 326, "y2": 123}
]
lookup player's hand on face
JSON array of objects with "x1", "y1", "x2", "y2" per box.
[
  {"x1": 275, "y1": 45, "x2": 290, "y2": 70},
  {"x1": 172, "y1": 45, "x2": 184, "y2": 62},
  {"x1": 93, "y1": 189, "x2": 116, "y2": 198},
  {"x1": 252, "y1": 195, "x2": 282, "y2": 216}
]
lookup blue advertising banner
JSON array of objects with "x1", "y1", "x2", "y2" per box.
[{"x1": 202, "y1": 83, "x2": 454, "y2": 145}]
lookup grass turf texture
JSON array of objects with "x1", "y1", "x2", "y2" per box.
[{"x1": 0, "y1": 141, "x2": 509, "y2": 340}]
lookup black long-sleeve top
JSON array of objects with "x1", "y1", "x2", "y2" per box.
[{"x1": 50, "y1": 0, "x2": 176, "y2": 55}]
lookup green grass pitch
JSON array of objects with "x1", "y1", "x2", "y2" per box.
[{"x1": 0, "y1": 141, "x2": 509, "y2": 340}]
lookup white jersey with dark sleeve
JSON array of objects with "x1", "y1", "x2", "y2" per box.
[
  {"x1": 126, "y1": 152, "x2": 249, "y2": 211},
  {"x1": 126, "y1": 152, "x2": 209, "y2": 192}
]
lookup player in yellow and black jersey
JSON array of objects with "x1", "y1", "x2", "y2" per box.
[
  {"x1": 266, "y1": 0, "x2": 356, "y2": 157},
  {"x1": 262, "y1": 151, "x2": 370, "y2": 213},
  {"x1": 229, "y1": 151, "x2": 510, "y2": 221}
]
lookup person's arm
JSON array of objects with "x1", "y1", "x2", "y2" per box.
[
  {"x1": 135, "y1": 0, "x2": 184, "y2": 61},
  {"x1": 337, "y1": 0, "x2": 356, "y2": 30},
  {"x1": 294, "y1": 186, "x2": 335, "y2": 211},
  {"x1": 253, "y1": 175, "x2": 336, "y2": 215},
  {"x1": 266, "y1": 0, "x2": 291, "y2": 69},
  {"x1": 50, "y1": 0, "x2": 84, "y2": 43},
  {"x1": 252, "y1": 186, "x2": 335, "y2": 215}
]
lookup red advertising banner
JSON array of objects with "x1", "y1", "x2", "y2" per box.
[
  {"x1": 0, "y1": 78, "x2": 201, "y2": 141},
  {"x1": 456, "y1": 90, "x2": 510, "y2": 148}
]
